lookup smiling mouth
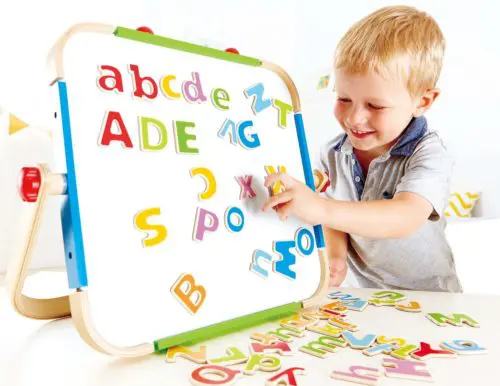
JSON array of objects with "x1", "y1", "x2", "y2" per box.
[{"x1": 349, "y1": 128, "x2": 376, "y2": 138}]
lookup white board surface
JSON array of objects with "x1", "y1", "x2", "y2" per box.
[{"x1": 53, "y1": 30, "x2": 322, "y2": 347}]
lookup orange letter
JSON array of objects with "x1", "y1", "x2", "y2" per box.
[{"x1": 171, "y1": 273, "x2": 206, "y2": 314}]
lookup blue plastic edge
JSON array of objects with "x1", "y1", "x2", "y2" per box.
[
  {"x1": 294, "y1": 112, "x2": 325, "y2": 249},
  {"x1": 57, "y1": 81, "x2": 88, "y2": 288}
]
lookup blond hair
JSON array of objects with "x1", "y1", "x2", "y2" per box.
[{"x1": 334, "y1": 6, "x2": 445, "y2": 97}]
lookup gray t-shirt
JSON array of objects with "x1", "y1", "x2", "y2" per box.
[{"x1": 318, "y1": 116, "x2": 463, "y2": 292}]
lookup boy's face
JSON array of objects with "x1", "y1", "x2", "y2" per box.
[{"x1": 333, "y1": 68, "x2": 420, "y2": 155}]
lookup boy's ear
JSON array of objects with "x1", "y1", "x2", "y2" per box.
[{"x1": 413, "y1": 88, "x2": 440, "y2": 117}]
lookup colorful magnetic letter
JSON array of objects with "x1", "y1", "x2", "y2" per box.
[
  {"x1": 97, "y1": 65, "x2": 124, "y2": 93},
  {"x1": 395, "y1": 301, "x2": 421, "y2": 312},
  {"x1": 182, "y1": 71, "x2": 207, "y2": 103},
  {"x1": 191, "y1": 167, "x2": 217, "y2": 200},
  {"x1": 243, "y1": 354, "x2": 281, "y2": 375},
  {"x1": 331, "y1": 366, "x2": 380, "y2": 385},
  {"x1": 98, "y1": 111, "x2": 133, "y2": 148},
  {"x1": 250, "y1": 249, "x2": 273, "y2": 278},
  {"x1": 272, "y1": 99, "x2": 292, "y2": 128},
  {"x1": 129, "y1": 64, "x2": 158, "y2": 99},
  {"x1": 342, "y1": 331, "x2": 377, "y2": 350},
  {"x1": 265, "y1": 367, "x2": 306, "y2": 386},
  {"x1": 390, "y1": 344, "x2": 419, "y2": 360},
  {"x1": 134, "y1": 207, "x2": 167, "y2": 247},
  {"x1": 190, "y1": 365, "x2": 241, "y2": 385},
  {"x1": 244, "y1": 83, "x2": 272, "y2": 114},
  {"x1": 363, "y1": 343, "x2": 400, "y2": 356},
  {"x1": 193, "y1": 207, "x2": 219, "y2": 241},
  {"x1": 273, "y1": 240, "x2": 297, "y2": 280},
  {"x1": 250, "y1": 333, "x2": 278, "y2": 345},
  {"x1": 174, "y1": 120, "x2": 198, "y2": 154},
  {"x1": 238, "y1": 120, "x2": 260, "y2": 149},
  {"x1": 218, "y1": 119, "x2": 238, "y2": 145},
  {"x1": 425, "y1": 313, "x2": 479, "y2": 327},
  {"x1": 329, "y1": 317, "x2": 359, "y2": 331},
  {"x1": 313, "y1": 169, "x2": 330, "y2": 192},
  {"x1": 235, "y1": 175, "x2": 256, "y2": 199},
  {"x1": 139, "y1": 116, "x2": 168, "y2": 151},
  {"x1": 208, "y1": 347, "x2": 248, "y2": 366},
  {"x1": 160, "y1": 74, "x2": 180, "y2": 99},
  {"x1": 300, "y1": 336, "x2": 345, "y2": 358},
  {"x1": 166, "y1": 345, "x2": 207, "y2": 364},
  {"x1": 171, "y1": 273, "x2": 206, "y2": 314},
  {"x1": 265, "y1": 165, "x2": 287, "y2": 195},
  {"x1": 224, "y1": 207, "x2": 244, "y2": 233},
  {"x1": 383, "y1": 358, "x2": 432, "y2": 382},
  {"x1": 306, "y1": 323, "x2": 343, "y2": 338},
  {"x1": 250, "y1": 342, "x2": 292, "y2": 356},
  {"x1": 371, "y1": 290, "x2": 406, "y2": 301},
  {"x1": 211, "y1": 88, "x2": 230, "y2": 110},
  {"x1": 266, "y1": 327, "x2": 304, "y2": 342},
  {"x1": 439, "y1": 340, "x2": 487, "y2": 355},
  {"x1": 410, "y1": 342, "x2": 457, "y2": 360},
  {"x1": 368, "y1": 299, "x2": 397, "y2": 306},
  {"x1": 280, "y1": 313, "x2": 317, "y2": 330},
  {"x1": 295, "y1": 228, "x2": 315, "y2": 256}
]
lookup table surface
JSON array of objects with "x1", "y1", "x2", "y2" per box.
[{"x1": 1, "y1": 271, "x2": 500, "y2": 386}]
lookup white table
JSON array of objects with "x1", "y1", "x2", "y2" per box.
[{"x1": 1, "y1": 271, "x2": 499, "y2": 386}]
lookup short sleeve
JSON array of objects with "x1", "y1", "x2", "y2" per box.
[{"x1": 395, "y1": 135, "x2": 454, "y2": 221}]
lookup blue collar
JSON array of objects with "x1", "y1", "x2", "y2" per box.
[{"x1": 333, "y1": 116, "x2": 428, "y2": 157}]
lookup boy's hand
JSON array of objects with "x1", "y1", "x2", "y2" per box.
[
  {"x1": 329, "y1": 258, "x2": 348, "y2": 287},
  {"x1": 262, "y1": 172, "x2": 327, "y2": 225}
]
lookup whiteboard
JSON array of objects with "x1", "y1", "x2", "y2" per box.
[{"x1": 52, "y1": 28, "x2": 323, "y2": 348}]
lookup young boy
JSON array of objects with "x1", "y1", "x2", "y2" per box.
[{"x1": 262, "y1": 5, "x2": 463, "y2": 292}]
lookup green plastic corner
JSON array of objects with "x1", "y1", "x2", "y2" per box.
[
  {"x1": 114, "y1": 27, "x2": 262, "y2": 67},
  {"x1": 154, "y1": 302, "x2": 301, "y2": 352}
]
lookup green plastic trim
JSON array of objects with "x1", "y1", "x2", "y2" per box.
[
  {"x1": 114, "y1": 27, "x2": 262, "y2": 67},
  {"x1": 154, "y1": 302, "x2": 301, "y2": 352}
]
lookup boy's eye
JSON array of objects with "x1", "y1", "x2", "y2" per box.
[
  {"x1": 368, "y1": 103, "x2": 386, "y2": 110},
  {"x1": 337, "y1": 98, "x2": 351, "y2": 103}
]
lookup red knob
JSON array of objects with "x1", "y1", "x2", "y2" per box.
[
  {"x1": 18, "y1": 167, "x2": 41, "y2": 203},
  {"x1": 136, "y1": 26, "x2": 154, "y2": 34},
  {"x1": 225, "y1": 47, "x2": 239, "y2": 54}
]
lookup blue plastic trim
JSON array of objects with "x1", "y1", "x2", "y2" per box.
[
  {"x1": 58, "y1": 81, "x2": 88, "y2": 288},
  {"x1": 294, "y1": 113, "x2": 325, "y2": 248}
]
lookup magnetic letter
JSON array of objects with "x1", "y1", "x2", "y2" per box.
[
  {"x1": 129, "y1": 64, "x2": 158, "y2": 99},
  {"x1": 134, "y1": 207, "x2": 167, "y2": 247},
  {"x1": 218, "y1": 119, "x2": 238, "y2": 145},
  {"x1": 250, "y1": 249, "x2": 273, "y2": 278},
  {"x1": 139, "y1": 116, "x2": 168, "y2": 151},
  {"x1": 97, "y1": 65, "x2": 124, "y2": 93},
  {"x1": 171, "y1": 273, "x2": 206, "y2": 314},
  {"x1": 193, "y1": 207, "x2": 219, "y2": 241},
  {"x1": 244, "y1": 83, "x2": 272, "y2": 114},
  {"x1": 225, "y1": 206, "x2": 244, "y2": 233},
  {"x1": 190, "y1": 167, "x2": 217, "y2": 200},
  {"x1": 174, "y1": 121, "x2": 198, "y2": 154},
  {"x1": 237, "y1": 120, "x2": 260, "y2": 149},
  {"x1": 273, "y1": 240, "x2": 297, "y2": 280},
  {"x1": 211, "y1": 88, "x2": 230, "y2": 110},
  {"x1": 99, "y1": 111, "x2": 133, "y2": 148},
  {"x1": 272, "y1": 99, "x2": 292, "y2": 128},
  {"x1": 235, "y1": 175, "x2": 256, "y2": 200},
  {"x1": 191, "y1": 365, "x2": 241, "y2": 385},
  {"x1": 182, "y1": 72, "x2": 207, "y2": 103}
]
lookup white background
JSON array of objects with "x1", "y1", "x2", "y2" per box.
[{"x1": 0, "y1": 0, "x2": 499, "y2": 294}]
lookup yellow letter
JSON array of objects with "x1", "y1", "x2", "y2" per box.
[{"x1": 134, "y1": 207, "x2": 167, "y2": 247}]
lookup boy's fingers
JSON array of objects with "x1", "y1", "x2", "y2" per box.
[
  {"x1": 262, "y1": 191, "x2": 293, "y2": 212},
  {"x1": 264, "y1": 172, "x2": 294, "y2": 189}
]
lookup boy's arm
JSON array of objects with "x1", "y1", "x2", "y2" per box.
[
  {"x1": 323, "y1": 226, "x2": 348, "y2": 286},
  {"x1": 263, "y1": 137, "x2": 452, "y2": 239},
  {"x1": 321, "y1": 192, "x2": 432, "y2": 239}
]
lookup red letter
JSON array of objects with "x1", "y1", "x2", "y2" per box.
[
  {"x1": 99, "y1": 111, "x2": 133, "y2": 148},
  {"x1": 97, "y1": 65, "x2": 124, "y2": 93},
  {"x1": 128, "y1": 64, "x2": 158, "y2": 99}
]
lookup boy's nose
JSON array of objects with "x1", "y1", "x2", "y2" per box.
[{"x1": 345, "y1": 107, "x2": 368, "y2": 128}]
